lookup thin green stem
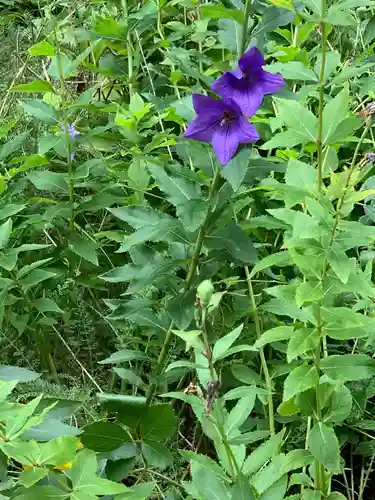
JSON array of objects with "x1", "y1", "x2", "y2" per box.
[
  {"x1": 55, "y1": 34, "x2": 75, "y2": 231},
  {"x1": 240, "y1": 0, "x2": 252, "y2": 56},
  {"x1": 316, "y1": 22, "x2": 327, "y2": 191},
  {"x1": 201, "y1": 308, "x2": 216, "y2": 381},
  {"x1": 245, "y1": 266, "x2": 275, "y2": 434},
  {"x1": 146, "y1": 167, "x2": 222, "y2": 406},
  {"x1": 122, "y1": 0, "x2": 133, "y2": 97}
]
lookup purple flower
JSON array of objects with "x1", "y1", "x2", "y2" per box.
[
  {"x1": 211, "y1": 47, "x2": 285, "y2": 117},
  {"x1": 61, "y1": 123, "x2": 80, "y2": 138},
  {"x1": 61, "y1": 123, "x2": 80, "y2": 161},
  {"x1": 184, "y1": 94, "x2": 259, "y2": 165}
]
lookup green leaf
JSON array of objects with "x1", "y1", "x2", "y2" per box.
[
  {"x1": 302, "y1": 0, "x2": 323, "y2": 15},
  {"x1": 326, "y1": 493, "x2": 348, "y2": 500},
  {"x1": 69, "y1": 234, "x2": 99, "y2": 266},
  {"x1": 20, "y1": 99, "x2": 58, "y2": 124},
  {"x1": 308, "y1": 422, "x2": 341, "y2": 473},
  {"x1": 265, "y1": 61, "x2": 317, "y2": 81},
  {"x1": 0, "y1": 365, "x2": 40, "y2": 382},
  {"x1": 18, "y1": 269, "x2": 56, "y2": 288},
  {"x1": 226, "y1": 395, "x2": 256, "y2": 438},
  {"x1": 252, "y1": 6, "x2": 295, "y2": 40},
  {"x1": 27, "y1": 171, "x2": 67, "y2": 193},
  {"x1": 295, "y1": 281, "x2": 324, "y2": 307},
  {"x1": 324, "y1": 384, "x2": 352, "y2": 424},
  {"x1": 28, "y1": 41, "x2": 55, "y2": 56},
  {"x1": 315, "y1": 51, "x2": 341, "y2": 83},
  {"x1": 325, "y1": 6, "x2": 356, "y2": 25},
  {"x1": 287, "y1": 328, "x2": 319, "y2": 363},
  {"x1": 33, "y1": 298, "x2": 64, "y2": 314},
  {"x1": 275, "y1": 98, "x2": 317, "y2": 141},
  {"x1": 0, "y1": 204, "x2": 25, "y2": 220},
  {"x1": 285, "y1": 159, "x2": 316, "y2": 191},
  {"x1": 231, "y1": 474, "x2": 257, "y2": 499},
  {"x1": 327, "y1": 246, "x2": 351, "y2": 284},
  {"x1": 68, "y1": 449, "x2": 97, "y2": 489},
  {"x1": 81, "y1": 421, "x2": 130, "y2": 452},
  {"x1": 320, "y1": 354, "x2": 375, "y2": 382},
  {"x1": 221, "y1": 148, "x2": 250, "y2": 191},
  {"x1": 218, "y1": 19, "x2": 242, "y2": 53},
  {"x1": 113, "y1": 368, "x2": 145, "y2": 388},
  {"x1": 283, "y1": 364, "x2": 318, "y2": 401},
  {"x1": 249, "y1": 251, "x2": 292, "y2": 278},
  {"x1": 206, "y1": 223, "x2": 257, "y2": 263},
  {"x1": 0, "y1": 219, "x2": 12, "y2": 249},
  {"x1": 0, "y1": 132, "x2": 29, "y2": 162},
  {"x1": 99, "y1": 349, "x2": 149, "y2": 364},
  {"x1": 14, "y1": 485, "x2": 68, "y2": 500},
  {"x1": 213, "y1": 324, "x2": 243, "y2": 361},
  {"x1": 322, "y1": 86, "x2": 349, "y2": 145},
  {"x1": 141, "y1": 441, "x2": 173, "y2": 470},
  {"x1": 330, "y1": 63, "x2": 375, "y2": 86},
  {"x1": 191, "y1": 461, "x2": 231, "y2": 500},
  {"x1": 18, "y1": 468, "x2": 49, "y2": 488},
  {"x1": 242, "y1": 431, "x2": 284, "y2": 476},
  {"x1": 10, "y1": 80, "x2": 54, "y2": 93},
  {"x1": 139, "y1": 403, "x2": 177, "y2": 440},
  {"x1": 148, "y1": 163, "x2": 200, "y2": 207},
  {"x1": 201, "y1": 4, "x2": 244, "y2": 23},
  {"x1": 254, "y1": 326, "x2": 294, "y2": 349}
]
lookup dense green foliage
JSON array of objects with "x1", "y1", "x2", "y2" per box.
[{"x1": 1, "y1": 0, "x2": 375, "y2": 498}]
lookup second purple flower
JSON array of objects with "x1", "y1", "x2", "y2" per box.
[{"x1": 211, "y1": 47, "x2": 285, "y2": 117}]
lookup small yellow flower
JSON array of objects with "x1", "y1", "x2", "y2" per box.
[{"x1": 55, "y1": 461, "x2": 72, "y2": 471}]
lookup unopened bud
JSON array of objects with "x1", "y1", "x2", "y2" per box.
[{"x1": 197, "y1": 279, "x2": 214, "y2": 307}]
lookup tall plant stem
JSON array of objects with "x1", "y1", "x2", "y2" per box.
[
  {"x1": 245, "y1": 267, "x2": 275, "y2": 434},
  {"x1": 313, "y1": 0, "x2": 328, "y2": 491},
  {"x1": 240, "y1": 0, "x2": 252, "y2": 56},
  {"x1": 122, "y1": 0, "x2": 133, "y2": 97},
  {"x1": 316, "y1": 13, "x2": 327, "y2": 190},
  {"x1": 146, "y1": 167, "x2": 222, "y2": 406}
]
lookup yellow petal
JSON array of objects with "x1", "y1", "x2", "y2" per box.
[{"x1": 55, "y1": 461, "x2": 72, "y2": 471}]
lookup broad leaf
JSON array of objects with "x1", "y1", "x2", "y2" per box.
[{"x1": 308, "y1": 422, "x2": 341, "y2": 473}]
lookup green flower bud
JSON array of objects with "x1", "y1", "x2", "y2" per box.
[{"x1": 197, "y1": 279, "x2": 214, "y2": 306}]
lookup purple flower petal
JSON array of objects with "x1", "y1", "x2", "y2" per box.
[
  {"x1": 235, "y1": 116, "x2": 260, "y2": 143},
  {"x1": 259, "y1": 70, "x2": 285, "y2": 94},
  {"x1": 239, "y1": 47, "x2": 265, "y2": 74},
  {"x1": 192, "y1": 93, "x2": 225, "y2": 115},
  {"x1": 184, "y1": 115, "x2": 218, "y2": 142},
  {"x1": 212, "y1": 125, "x2": 241, "y2": 165},
  {"x1": 212, "y1": 73, "x2": 263, "y2": 117}
]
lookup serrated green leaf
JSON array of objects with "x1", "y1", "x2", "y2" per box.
[
  {"x1": 275, "y1": 98, "x2": 318, "y2": 141},
  {"x1": 283, "y1": 364, "x2": 318, "y2": 401},
  {"x1": 69, "y1": 234, "x2": 99, "y2": 266},
  {"x1": 254, "y1": 326, "x2": 294, "y2": 349},
  {"x1": 20, "y1": 99, "x2": 58, "y2": 124},
  {"x1": 10, "y1": 80, "x2": 53, "y2": 93},
  {"x1": 322, "y1": 86, "x2": 349, "y2": 145},
  {"x1": 309, "y1": 422, "x2": 341, "y2": 473}
]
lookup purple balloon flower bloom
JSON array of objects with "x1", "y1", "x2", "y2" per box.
[
  {"x1": 184, "y1": 94, "x2": 259, "y2": 165},
  {"x1": 61, "y1": 123, "x2": 80, "y2": 161},
  {"x1": 211, "y1": 47, "x2": 285, "y2": 117},
  {"x1": 61, "y1": 122, "x2": 80, "y2": 138}
]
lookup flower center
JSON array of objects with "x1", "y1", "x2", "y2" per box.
[{"x1": 220, "y1": 111, "x2": 236, "y2": 127}]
